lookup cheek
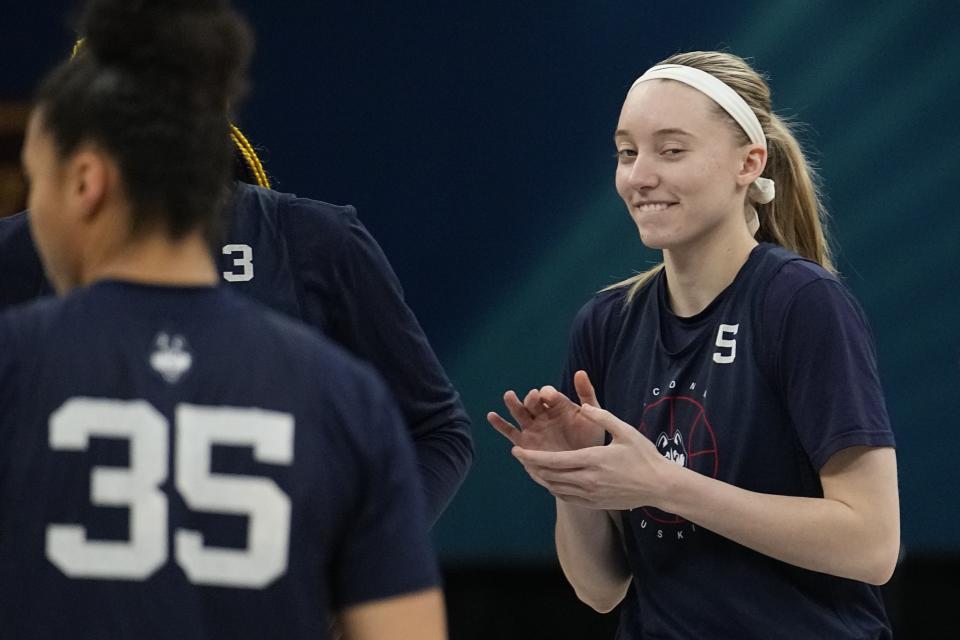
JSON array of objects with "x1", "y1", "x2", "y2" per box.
[
  {"x1": 677, "y1": 156, "x2": 730, "y2": 202},
  {"x1": 614, "y1": 167, "x2": 631, "y2": 202}
]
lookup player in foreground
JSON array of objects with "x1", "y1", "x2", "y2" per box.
[
  {"x1": 488, "y1": 51, "x2": 899, "y2": 639},
  {"x1": 0, "y1": 33, "x2": 472, "y2": 531},
  {"x1": 0, "y1": 1, "x2": 445, "y2": 638}
]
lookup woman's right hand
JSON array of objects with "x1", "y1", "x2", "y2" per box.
[{"x1": 487, "y1": 370, "x2": 605, "y2": 452}]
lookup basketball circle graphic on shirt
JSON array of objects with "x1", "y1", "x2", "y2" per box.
[{"x1": 639, "y1": 395, "x2": 719, "y2": 525}]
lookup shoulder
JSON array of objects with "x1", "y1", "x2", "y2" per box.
[
  {"x1": 232, "y1": 182, "x2": 359, "y2": 236},
  {"x1": 0, "y1": 210, "x2": 40, "y2": 263},
  {"x1": 232, "y1": 183, "x2": 372, "y2": 265},
  {"x1": 754, "y1": 244, "x2": 857, "y2": 317},
  {"x1": 0, "y1": 210, "x2": 30, "y2": 237},
  {"x1": 573, "y1": 285, "x2": 624, "y2": 325},
  {"x1": 759, "y1": 244, "x2": 838, "y2": 288},
  {"x1": 574, "y1": 271, "x2": 661, "y2": 328},
  {"x1": 0, "y1": 294, "x2": 66, "y2": 365},
  {"x1": 1, "y1": 293, "x2": 64, "y2": 332},
  {"x1": 753, "y1": 246, "x2": 871, "y2": 352},
  {"x1": 250, "y1": 299, "x2": 401, "y2": 446},
  {"x1": 232, "y1": 289, "x2": 384, "y2": 388},
  {"x1": 568, "y1": 284, "x2": 638, "y2": 347},
  {"x1": 0, "y1": 211, "x2": 48, "y2": 308}
]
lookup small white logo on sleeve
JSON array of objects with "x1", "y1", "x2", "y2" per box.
[
  {"x1": 150, "y1": 332, "x2": 193, "y2": 384},
  {"x1": 712, "y1": 323, "x2": 739, "y2": 364}
]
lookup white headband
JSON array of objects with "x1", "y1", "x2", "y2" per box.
[{"x1": 631, "y1": 64, "x2": 775, "y2": 205}]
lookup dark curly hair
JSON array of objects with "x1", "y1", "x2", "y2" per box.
[{"x1": 34, "y1": 0, "x2": 253, "y2": 242}]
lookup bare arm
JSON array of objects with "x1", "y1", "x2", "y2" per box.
[
  {"x1": 340, "y1": 588, "x2": 447, "y2": 640},
  {"x1": 515, "y1": 405, "x2": 901, "y2": 586},
  {"x1": 489, "y1": 372, "x2": 630, "y2": 611},
  {"x1": 555, "y1": 502, "x2": 631, "y2": 612},
  {"x1": 661, "y1": 445, "x2": 900, "y2": 585}
]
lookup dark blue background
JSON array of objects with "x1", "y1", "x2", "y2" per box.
[{"x1": 3, "y1": 1, "x2": 958, "y2": 561}]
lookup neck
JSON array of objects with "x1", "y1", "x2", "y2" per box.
[
  {"x1": 662, "y1": 221, "x2": 757, "y2": 317},
  {"x1": 84, "y1": 229, "x2": 218, "y2": 288}
]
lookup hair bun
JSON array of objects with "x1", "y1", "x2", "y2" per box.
[{"x1": 81, "y1": 0, "x2": 250, "y2": 108}]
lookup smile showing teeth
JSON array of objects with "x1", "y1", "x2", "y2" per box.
[{"x1": 635, "y1": 202, "x2": 674, "y2": 212}]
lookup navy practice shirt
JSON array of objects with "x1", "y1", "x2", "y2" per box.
[
  {"x1": 0, "y1": 281, "x2": 438, "y2": 639},
  {"x1": 0, "y1": 181, "x2": 472, "y2": 524},
  {"x1": 559, "y1": 244, "x2": 895, "y2": 640}
]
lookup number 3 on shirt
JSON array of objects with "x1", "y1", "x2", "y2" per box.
[
  {"x1": 712, "y1": 323, "x2": 739, "y2": 364},
  {"x1": 222, "y1": 244, "x2": 254, "y2": 282},
  {"x1": 45, "y1": 398, "x2": 293, "y2": 589}
]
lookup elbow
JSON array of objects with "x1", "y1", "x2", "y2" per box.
[
  {"x1": 567, "y1": 575, "x2": 630, "y2": 614},
  {"x1": 863, "y1": 543, "x2": 901, "y2": 586},
  {"x1": 574, "y1": 585, "x2": 626, "y2": 614},
  {"x1": 858, "y1": 534, "x2": 901, "y2": 586}
]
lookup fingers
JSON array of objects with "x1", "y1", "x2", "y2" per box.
[
  {"x1": 512, "y1": 445, "x2": 594, "y2": 470},
  {"x1": 518, "y1": 462, "x2": 590, "y2": 499},
  {"x1": 486, "y1": 411, "x2": 521, "y2": 446},
  {"x1": 574, "y1": 370, "x2": 600, "y2": 408},
  {"x1": 523, "y1": 389, "x2": 546, "y2": 417},
  {"x1": 580, "y1": 403, "x2": 635, "y2": 440},
  {"x1": 538, "y1": 385, "x2": 576, "y2": 410},
  {"x1": 503, "y1": 390, "x2": 534, "y2": 428}
]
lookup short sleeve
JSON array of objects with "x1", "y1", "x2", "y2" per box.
[
  {"x1": 332, "y1": 379, "x2": 440, "y2": 608},
  {"x1": 0, "y1": 212, "x2": 49, "y2": 310},
  {"x1": 775, "y1": 278, "x2": 895, "y2": 470}
]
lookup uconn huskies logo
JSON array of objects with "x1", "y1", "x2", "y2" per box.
[
  {"x1": 150, "y1": 332, "x2": 192, "y2": 384},
  {"x1": 656, "y1": 431, "x2": 687, "y2": 467}
]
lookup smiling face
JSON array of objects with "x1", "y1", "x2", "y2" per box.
[{"x1": 614, "y1": 79, "x2": 762, "y2": 252}]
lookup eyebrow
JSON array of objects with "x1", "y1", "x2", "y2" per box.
[{"x1": 614, "y1": 127, "x2": 695, "y2": 139}]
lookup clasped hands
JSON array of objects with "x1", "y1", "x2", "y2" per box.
[{"x1": 487, "y1": 370, "x2": 676, "y2": 511}]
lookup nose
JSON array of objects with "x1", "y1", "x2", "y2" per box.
[{"x1": 625, "y1": 155, "x2": 659, "y2": 191}]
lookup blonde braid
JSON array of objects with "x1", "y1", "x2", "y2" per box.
[{"x1": 230, "y1": 124, "x2": 271, "y2": 189}]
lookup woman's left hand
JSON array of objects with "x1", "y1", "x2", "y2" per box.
[{"x1": 511, "y1": 403, "x2": 676, "y2": 511}]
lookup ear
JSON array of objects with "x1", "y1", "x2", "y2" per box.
[
  {"x1": 736, "y1": 143, "x2": 767, "y2": 188},
  {"x1": 65, "y1": 147, "x2": 112, "y2": 222}
]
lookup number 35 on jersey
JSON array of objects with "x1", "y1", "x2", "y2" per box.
[{"x1": 46, "y1": 397, "x2": 293, "y2": 589}]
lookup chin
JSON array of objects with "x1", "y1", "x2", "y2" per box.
[{"x1": 634, "y1": 226, "x2": 674, "y2": 252}]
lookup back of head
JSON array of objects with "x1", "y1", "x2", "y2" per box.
[
  {"x1": 36, "y1": 0, "x2": 253, "y2": 241},
  {"x1": 659, "y1": 51, "x2": 834, "y2": 271}
]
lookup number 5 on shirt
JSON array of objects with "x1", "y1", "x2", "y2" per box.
[{"x1": 712, "y1": 323, "x2": 739, "y2": 364}]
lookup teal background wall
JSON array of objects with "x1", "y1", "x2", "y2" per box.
[{"x1": 3, "y1": 1, "x2": 958, "y2": 562}]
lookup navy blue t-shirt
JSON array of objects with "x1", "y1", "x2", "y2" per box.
[
  {"x1": 0, "y1": 181, "x2": 472, "y2": 523},
  {"x1": 0, "y1": 281, "x2": 438, "y2": 639},
  {"x1": 560, "y1": 244, "x2": 895, "y2": 640}
]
